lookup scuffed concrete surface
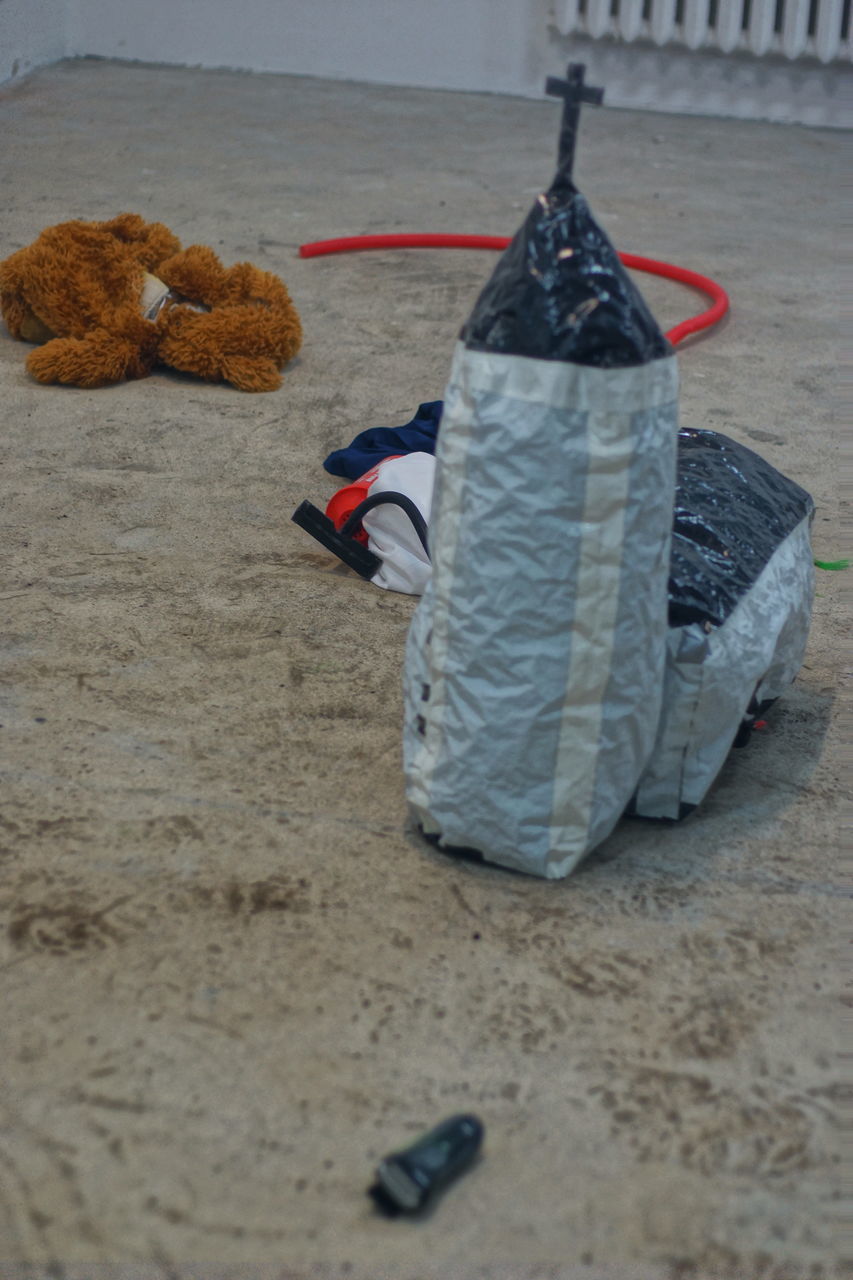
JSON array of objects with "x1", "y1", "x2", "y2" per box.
[{"x1": 0, "y1": 58, "x2": 847, "y2": 1280}]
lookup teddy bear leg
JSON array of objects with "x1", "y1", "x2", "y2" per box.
[
  {"x1": 219, "y1": 355, "x2": 283, "y2": 392},
  {"x1": 26, "y1": 329, "x2": 155, "y2": 388},
  {"x1": 157, "y1": 246, "x2": 229, "y2": 307},
  {"x1": 219, "y1": 261, "x2": 294, "y2": 308},
  {"x1": 159, "y1": 323, "x2": 283, "y2": 391},
  {"x1": 223, "y1": 268, "x2": 303, "y2": 361},
  {"x1": 158, "y1": 306, "x2": 298, "y2": 391}
]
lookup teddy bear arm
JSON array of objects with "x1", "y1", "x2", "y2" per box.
[
  {"x1": 0, "y1": 290, "x2": 31, "y2": 340},
  {"x1": 0, "y1": 249, "x2": 33, "y2": 339},
  {"x1": 26, "y1": 329, "x2": 156, "y2": 388}
]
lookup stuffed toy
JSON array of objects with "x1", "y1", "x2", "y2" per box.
[{"x1": 0, "y1": 213, "x2": 302, "y2": 392}]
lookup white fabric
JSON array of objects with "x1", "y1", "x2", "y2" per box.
[{"x1": 364, "y1": 452, "x2": 435, "y2": 595}]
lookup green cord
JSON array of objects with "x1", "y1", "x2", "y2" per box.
[{"x1": 814, "y1": 558, "x2": 850, "y2": 571}]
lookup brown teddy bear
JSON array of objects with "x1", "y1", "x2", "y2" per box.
[{"x1": 0, "y1": 212, "x2": 302, "y2": 392}]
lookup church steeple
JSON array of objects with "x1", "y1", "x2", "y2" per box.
[{"x1": 459, "y1": 64, "x2": 672, "y2": 368}]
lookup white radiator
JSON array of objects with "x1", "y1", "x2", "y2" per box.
[{"x1": 555, "y1": 0, "x2": 850, "y2": 63}]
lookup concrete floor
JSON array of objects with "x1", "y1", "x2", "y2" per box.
[{"x1": 0, "y1": 58, "x2": 847, "y2": 1280}]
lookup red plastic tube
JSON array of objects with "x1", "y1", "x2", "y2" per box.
[
  {"x1": 299, "y1": 233, "x2": 511, "y2": 257},
  {"x1": 298, "y1": 233, "x2": 729, "y2": 346},
  {"x1": 617, "y1": 251, "x2": 729, "y2": 346}
]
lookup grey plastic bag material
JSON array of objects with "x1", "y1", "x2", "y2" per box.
[
  {"x1": 631, "y1": 431, "x2": 816, "y2": 821},
  {"x1": 631, "y1": 515, "x2": 814, "y2": 820},
  {"x1": 404, "y1": 343, "x2": 679, "y2": 879}
]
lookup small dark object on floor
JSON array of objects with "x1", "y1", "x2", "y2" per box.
[
  {"x1": 369, "y1": 1113, "x2": 484, "y2": 1215},
  {"x1": 291, "y1": 500, "x2": 381, "y2": 579}
]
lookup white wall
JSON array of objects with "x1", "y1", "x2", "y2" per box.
[
  {"x1": 1, "y1": 0, "x2": 848, "y2": 126},
  {"x1": 0, "y1": 0, "x2": 68, "y2": 85},
  {"x1": 66, "y1": 0, "x2": 551, "y2": 98}
]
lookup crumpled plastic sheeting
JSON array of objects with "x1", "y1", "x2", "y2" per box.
[
  {"x1": 669, "y1": 428, "x2": 815, "y2": 628},
  {"x1": 402, "y1": 417, "x2": 815, "y2": 840},
  {"x1": 628, "y1": 431, "x2": 816, "y2": 821},
  {"x1": 460, "y1": 174, "x2": 672, "y2": 369},
  {"x1": 404, "y1": 345, "x2": 679, "y2": 879},
  {"x1": 632, "y1": 517, "x2": 814, "y2": 819}
]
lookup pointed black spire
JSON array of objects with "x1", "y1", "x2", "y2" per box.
[
  {"x1": 545, "y1": 63, "x2": 604, "y2": 180},
  {"x1": 459, "y1": 61, "x2": 670, "y2": 367}
]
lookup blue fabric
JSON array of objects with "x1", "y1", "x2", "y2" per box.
[{"x1": 323, "y1": 401, "x2": 443, "y2": 480}]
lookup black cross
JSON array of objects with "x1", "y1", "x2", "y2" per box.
[{"x1": 545, "y1": 63, "x2": 604, "y2": 180}]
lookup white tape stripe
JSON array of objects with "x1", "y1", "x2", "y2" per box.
[
  {"x1": 408, "y1": 347, "x2": 473, "y2": 802},
  {"x1": 546, "y1": 400, "x2": 633, "y2": 874},
  {"x1": 459, "y1": 346, "x2": 678, "y2": 412}
]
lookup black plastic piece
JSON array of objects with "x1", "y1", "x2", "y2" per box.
[
  {"x1": 369, "y1": 1114, "x2": 484, "y2": 1215},
  {"x1": 340, "y1": 491, "x2": 430, "y2": 557},
  {"x1": 545, "y1": 63, "x2": 604, "y2": 180},
  {"x1": 291, "y1": 500, "x2": 381, "y2": 580},
  {"x1": 669, "y1": 430, "x2": 814, "y2": 628},
  {"x1": 459, "y1": 61, "x2": 666, "y2": 368},
  {"x1": 459, "y1": 178, "x2": 671, "y2": 368}
]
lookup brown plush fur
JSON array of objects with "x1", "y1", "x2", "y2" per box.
[{"x1": 0, "y1": 213, "x2": 302, "y2": 392}]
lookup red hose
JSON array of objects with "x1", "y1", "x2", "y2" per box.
[
  {"x1": 299, "y1": 233, "x2": 729, "y2": 346},
  {"x1": 300, "y1": 233, "x2": 511, "y2": 257},
  {"x1": 618, "y1": 251, "x2": 729, "y2": 345}
]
